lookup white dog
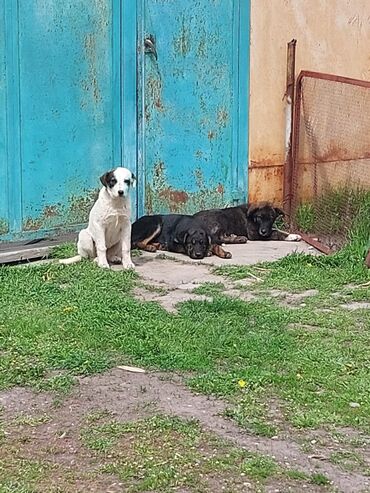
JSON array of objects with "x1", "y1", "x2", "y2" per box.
[{"x1": 60, "y1": 167, "x2": 136, "y2": 269}]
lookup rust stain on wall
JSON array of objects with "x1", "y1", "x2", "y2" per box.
[
  {"x1": 249, "y1": 166, "x2": 284, "y2": 205},
  {"x1": 158, "y1": 188, "x2": 189, "y2": 211},
  {"x1": 250, "y1": 153, "x2": 284, "y2": 168}
]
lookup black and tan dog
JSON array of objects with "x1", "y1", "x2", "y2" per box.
[
  {"x1": 131, "y1": 214, "x2": 231, "y2": 259},
  {"x1": 194, "y1": 202, "x2": 301, "y2": 243}
]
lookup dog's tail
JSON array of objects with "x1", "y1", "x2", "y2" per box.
[{"x1": 59, "y1": 255, "x2": 82, "y2": 265}]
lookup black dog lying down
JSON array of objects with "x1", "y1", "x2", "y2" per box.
[
  {"x1": 131, "y1": 214, "x2": 231, "y2": 259},
  {"x1": 194, "y1": 202, "x2": 301, "y2": 243}
]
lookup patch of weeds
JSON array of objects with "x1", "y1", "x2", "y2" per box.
[
  {"x1": 295, "y1": 202, "x2": 316, "y2": 232},
  {"x1": 192, "y1": 282, "x2": 225, "y2": 296},
  {"x1": 213, "y1": 265, "x2": 261, "y2": 282},
  {"x1": 224, "y1": 391, "x2": 279, "y2": 438},
  {"x1": 310, "y1": 472, "x2": 331, "y2": 486},
  {"x1": 330, "y1": 450, "x2": 367, "y2": 474},
  {"x1": 35, "y1": 373, "x2": 76, "y2": 394},
  {"x1": 217, "y1": 252, "x2": 369, "y2": 293},
  {"x1": 286, "y1": 469, "x2": 308, "y2": 481},
  {"x1": 131, "y1": 249, "x2": 142, "y2": 258},
  {"x1": 241, "y1": 454, "x2": 278, "y2": 480},
  {"x1": 85, "y1": 409, "x2": 114, "y2": 425},
  {"x1": 50, "y1": 242, "x2": 76, "y2": 259},
  {"x1": 83, "y1": 415, "x2": 285, "y2": 492},
  {"x1": 136, "y1": 281, "x2": 168, "y2": 294},
  {"x1": 0, "y1": 458, "x2": 51, "y2": 492},
  {"x1": 13, "y1": 414, "x2": 51, "y2": 427}
]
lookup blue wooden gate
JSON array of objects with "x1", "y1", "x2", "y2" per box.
[
  {"x1": 0, "y1": 0, "x2": 249, "y2": 242},
  {"x1": 137, "y1": 0, "x2": 249, "y2": 216}
]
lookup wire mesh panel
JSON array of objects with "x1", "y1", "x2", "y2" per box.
[{"x1": 291, "y1": 71, "x2": 370, "y2": 251}]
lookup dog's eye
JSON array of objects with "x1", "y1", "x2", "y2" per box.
[
  {"x1": 124, "y1": 179, "x2": 131, "y2": 186},
  {"x1": 109, "y1": 178, "x2": 117, "y2": 187}
]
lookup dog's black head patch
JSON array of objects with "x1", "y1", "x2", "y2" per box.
[
  {"x1": 247, "y1": 203, "x2": 285, "y2": 238},
  {"x1": 100, "y1": 169, "x2": 117, "y2": 189},
  {"x1": 183, "y1": 228, "x2": 210, "y2": 259}
]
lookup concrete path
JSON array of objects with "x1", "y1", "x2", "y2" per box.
[
  {"x1": 112, "y1": 240, "x2": 320, "y2": 313},
  {"x1": 132, "y1": 239, "x2": 318, "y2": 267}
]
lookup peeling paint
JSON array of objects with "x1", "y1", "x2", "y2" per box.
[
  {"x1": 197, "y1": 37, "x2": 207, "y2": 57},
  {"x1": 82, "y1": 33, "x2": 102, "y2": 105},
  {"x1": 146, "y1": 77, "x2": 164, "y2": 116},
  {"x1": 0, "y1": 219, "x2": 9, "y2": 236},
  {"x1": 173, "y1": 17, "x2": 191, "y2": 56},
  {"x1": 22, "y1": 189, "x2": 99, "y2": 233},
  {"x1": 145, "y1": 162, "x2": 226, "y2": 214},
  {"x1": 216, "y1": 107, "x2": 229, "y2": 128}
]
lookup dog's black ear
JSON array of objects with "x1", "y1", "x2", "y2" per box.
[
  {"x1": 100, "y1": 171, "x2": 110, "y2": 187},
  {"x1": 274, "y1": 207, "x2": 285, "y2": 218},
  {"x1": 246, "y1": 204, "x2": 258, "y2": 218},
  {"x1": 131, "y1": 172, "x2": 137, "y2": 188}
]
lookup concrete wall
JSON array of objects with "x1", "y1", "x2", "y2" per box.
[{"x1": 248, "y1": 0, "x2": 370, "y2": 205}]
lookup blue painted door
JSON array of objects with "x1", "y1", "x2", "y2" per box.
[
  {"x1": 0, "y1": 0, "x2": 122, "y2": 240},
  {"x1": 137, "y1": 0, "x2": 249, "y2": 216}
]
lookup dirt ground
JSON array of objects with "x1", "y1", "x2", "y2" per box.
[{"x1": 1, "y1": 370, "x2": 369, "y2": 492}]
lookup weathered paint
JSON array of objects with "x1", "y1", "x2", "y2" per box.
[
  {"x1": 137, "y1": 0, "x2": 249, "y2": 216},
  {"x1": 249, "y1": 0, "x2": 370, "y2": 205},
  {"x1": 0, "y1": 0, "x2": 122, "y2": 241},
  {"x1": 1, "y1": 1, "x2": 250, "y2": 242}
]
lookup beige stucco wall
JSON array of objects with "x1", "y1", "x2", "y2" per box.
[{"x1": 248, "y1": 0, "x2": 370, "y2": 205}]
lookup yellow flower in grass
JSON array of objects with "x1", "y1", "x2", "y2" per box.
[
  {"x1": 63, "y1": 306, "x2": 75, "y2": 313},
  {"x1": 238, "y1": 379, "x2": 247, "y2": 389}
]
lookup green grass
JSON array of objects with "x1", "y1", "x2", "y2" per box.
[
  {"x1": 82, "y1": 414, "x2": 287, "y2": 491},
  {"x1": 0, "y1": 254, "x2": 370, "y2": 434},
  {"x1": 294, "y1": 187, "x2": 370, "y2": 241},
  {"x1": 311, "y1": 473, "x2": 331, "y2": 486}
]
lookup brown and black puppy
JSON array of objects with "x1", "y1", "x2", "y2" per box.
[
  {"x1": 131, "y1": 214, "x2": 232, "y2": 259},
  {"x1": 194, "y1": 202, "x2": 301, "y2": 243}
]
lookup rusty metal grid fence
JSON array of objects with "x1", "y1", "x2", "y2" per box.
[{"x1": 290, "y1": 71, "x2": 370, "y2": 252}]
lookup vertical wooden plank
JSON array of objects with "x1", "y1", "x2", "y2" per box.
[
  {"x1": 0, "y1": 1, "x2": 10, "y2": 235},
  {"x1": 4, "y1": 0, "x2": 22, "y2": 234},
  {"x1": 122, "y1": 0, "x2": 139, "y2": 217}
]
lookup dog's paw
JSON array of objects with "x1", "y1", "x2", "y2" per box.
[
  {"x1": 224, "y1": 251, "x2": 232, "y2": 259},
  {"x1": 95, "y1": 258, "x2": 110, "y2": 269},
  {"x1": 285, "y1": 234, "x2": 302, "y2": 242},
  {"x1": 108, "y1": 255, "x2": 122, "y2": 265},
  {"x1": 121, "y1": 259, "x2": 135, "y2": 270},
  {"x1": 145, "y1": 244, "x2": 157, "y2": 253}
]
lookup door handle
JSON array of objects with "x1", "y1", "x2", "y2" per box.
[{"x1": 144, "y1": 35, "x2": 157, "y2": 60}]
